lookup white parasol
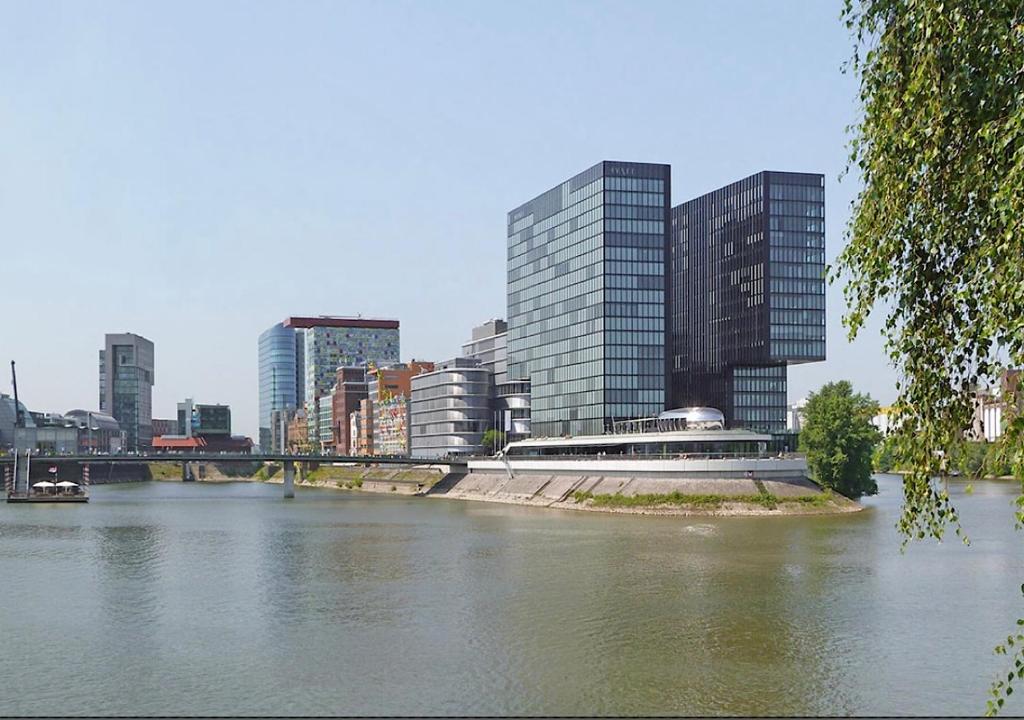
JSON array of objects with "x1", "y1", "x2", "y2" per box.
[
  {"x1": 32, "y1": 481, "x2": 55, "y2": 488},
  {"x1": 55, "y1": 481, "x2": 79, "y2": 488}
]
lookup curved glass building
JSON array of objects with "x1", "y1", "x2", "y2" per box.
[{"x1": 258, "y1": 323, "x2": 300, "y2": 451}]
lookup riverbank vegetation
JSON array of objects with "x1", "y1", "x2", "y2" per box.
[
  {"x1": 873, "y1": 437, "x2": 1016, "y2": 479},
  {"x1": 840, "y1": 0, "x2": 1024, "y2": 710},
  {"x1": 799, "y1": 381, "x2": 880, "y2": 498},
  {"x1": 571, "y1": 489, "x2": 833, "y2": 511}
]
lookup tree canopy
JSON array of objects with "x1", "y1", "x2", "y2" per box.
[
  {"x1": 840, "y1": 0, "x2": 1024, "y2": 712},
  {"x1": 800, "y1": 381, "x2": 880, "y2": 498}
]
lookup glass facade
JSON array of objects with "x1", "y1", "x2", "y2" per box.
[
  {"x1": 302, "y1": 324, "x2": 400, "y2": 445},
  {"x1": 507, "y1": 161, "x2": 670, "y2": 437},
  {"x1": 99, "y1": 333, "x2": 154, "y2": 450},
  {"x1": 258, "y1": 323, "x2": 298, "y2": 451},
  {"x1": 409, "y1": 358, "x2": 492, "y2": 457},
  {"x1": 669, "y1": 171, "x2": 825, "y2": 434}
]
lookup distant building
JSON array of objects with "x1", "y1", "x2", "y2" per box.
[
  {"x1": 462, "y1": 319, "x2": 530, "y2": 443},
  {"x1": 269, "y1": 408, "x2": 295, "y2": 455},
  {"x1": 14, "y1": 415, "x2": 78, "y2": 454},
  {"x1": 286, "y1": 410, "x2": 308, "y2": 453},
  {"x1": 258, "y1": 322, "x2": 305, "y2": 452},
  {"x1": 317, "y1": 393, "x2": 334, "y2": 453},
  {"x1": 282, "y1": 316, "x2": 400, "y2": 449},
  {"x1": 151, "y1": 418, "x2": 177, "y2": 437},
  {"x1": 786, "y1": 398, "x2": 808, "y2": 433},
  {"x1": 669, "y1": 171, "x2": 826, "y2": 434},
  {"x1": 152, "y1": 398, "x2": 251, "y2": 453},
  {"x1": 409, "y1": 357, "x2": 492, "y2": 458},
  {"x1": 99, "y1": 332, "x2": 155, "y2": 450},
  {"x1": 331, "y1": 367, "x2": 369, "y2": 455},
  {"x1": 175, "y1": 400, "x2": 231, "y2": 437},
  {"x1": 0, "y1": 393, "x2": 32, "y2": 449},
  {"x1": 64, "y1": 409, "x2": 124, "y2": 453},
  {"x1": 970, "y1": 370, "x2": 1022, "y2": 442},
  {"x1": 871, "y1": 406, "x2": 894, "y2": 437},
  {"x1": 507, "y1": 161, "x2": 671, "y2": 437},
  {"x1": 366, "y1": 361, "x2": 435, "y2": 456},
  {"x1": 353, "y1": 398, "x2": 374, "y2": 455}
]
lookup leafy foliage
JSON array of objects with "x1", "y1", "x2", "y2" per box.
[
  {"x1": 799, "y1": 381, "x2": 880, "y2": 498},
  {"x1": 872, "y1": 435, "x2": 896, "y2": 473},
  {"x1": 840, "y1": 1, "x2": 1024, "y2": 711},
  {"x1": 482, "y1": 429, "x2": 506, "y2": 454}
]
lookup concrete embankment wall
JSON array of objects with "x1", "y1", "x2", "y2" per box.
[
  {"x1": 25, "y1": 461, "x2": 152, "y2": 485},
  {"x1": 426, "y1": 469, "x2": 824, "y2": 507}
]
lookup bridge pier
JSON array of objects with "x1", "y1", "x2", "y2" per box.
[{"x1": 283, "y1": 460, "x2": 295, "y2": 499}]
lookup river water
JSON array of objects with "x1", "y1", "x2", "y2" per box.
[{"x1": 0, "y1": 474, "x2": 1021, "y2": 716}]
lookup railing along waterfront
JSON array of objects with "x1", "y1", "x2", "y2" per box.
[{"x1": 497, "y1": 452, "x2": 804, "y2": 461}]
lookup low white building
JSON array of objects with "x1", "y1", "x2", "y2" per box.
[{"x1": 786, "y1": 398, "x2": 808, "y2": 433}]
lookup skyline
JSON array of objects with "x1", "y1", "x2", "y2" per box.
[{"x1": 1, "y1": 0, "x2": 895, "y2": 440}]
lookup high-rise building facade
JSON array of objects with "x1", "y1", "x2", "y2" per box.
[
  {"x1": 288, "y1": 316, "x2": 400, "y2": 446},
  {"x1": 259, "y1": 316, "x2": 397, "y2": 451},
  {"x1": 507, "y1": 161, "x2": 670, "y2": 437},
  {"x1": 99, "y1": 332, "x2": 155, "y2": 450},
  {"x1": 409, "y1": 357, "x2": 492, "y2": 457},
  {"x1": 462, "y1": 319, "x2": 531, "y2": 441},
  {"x1": 669, "y1": 171, "x2": 825, "y2": 433},
  {"x1": 257, "y1": 322, "x2": 303, "y2": 451}
]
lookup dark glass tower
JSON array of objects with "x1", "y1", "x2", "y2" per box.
[
  {"x1": 507, "y1": 161, "x2": 671, "y2": 437},
  {"x1": 668, "y1": 171, "x2": 825, "y2": 433}
]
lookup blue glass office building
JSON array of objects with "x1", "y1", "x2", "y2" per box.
[
  {"x1": 507, "y1": 161, "x2": 670, "y2": 437},
  {"x1": 257, "y1": 323, "x2": 303, "y2": 451},
  {"x1": 669, "y1": 171, "x2": 826, "y2": 433}
]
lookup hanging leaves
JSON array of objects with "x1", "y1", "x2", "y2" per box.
[{"x1": 840, "y1": 1, "x2": 1024, "y2": 712}]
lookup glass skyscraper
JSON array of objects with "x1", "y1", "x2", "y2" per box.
[
  {"x1": 295, "y1": 317, "x2": 400, "y2": 447},
  {"x1": 99, "y1": 332, "x2": 155, "y2": 450},
  {"x1": 258, "y1": 316, "x2": 399, "y2": 451},
  {"x1": 669, "y1": 171, "x2": 825, "y2": 434},
  {"x1": 257, "y1": 322, "x2": 303, "y2": 451},
  {"x1": 507, "y1": 161, "x2": 670, "y2": 437}
]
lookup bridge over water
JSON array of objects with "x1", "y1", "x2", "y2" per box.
[{"x1": 1, "y1": 452, "x2": 463, "y2": 498}]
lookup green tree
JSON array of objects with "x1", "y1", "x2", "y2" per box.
[
  {"x1": 481, "y1": 429, "x2": 506, "y2": 454},
  {"x1": 799, "y1": 381, "x2": 880, "y2": 498},
  {"x1": 840, "y1": 1, "x2": 1024, "y2": 712},
  {"x1": 872, "y1": 435, "x2": 896, "y2": 473}
]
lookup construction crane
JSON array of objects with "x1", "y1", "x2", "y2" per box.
[
  {"x1": 10, "y1": 360, "x2": 22, "y2": 428},
  {"x1": 366, "y1": 362, "x2": 393, "y2": 402}
]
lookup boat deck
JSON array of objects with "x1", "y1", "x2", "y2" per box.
[{"x1": 6, "y1": 494, "x2": 89, "y2": 503}]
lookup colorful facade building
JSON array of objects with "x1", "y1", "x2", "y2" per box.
[
  {"x1": 282, "y1": 316, "x2": 400, "y2": 448},
  {"x1": 366, "y1": 361, "x2": 434, "y2": 456}
]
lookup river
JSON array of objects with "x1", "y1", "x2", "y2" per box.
[{"x1": 0, "y1": 474, "x2": 1021, "y2": 716}]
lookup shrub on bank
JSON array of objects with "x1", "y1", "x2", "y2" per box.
[{"x1": 571, "y1": 490, "x2": 830, "y2": 509}]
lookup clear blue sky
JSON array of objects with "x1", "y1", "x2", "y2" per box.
[{"x1": 0, "y1": 0, "x2": 896, "y2": 439}]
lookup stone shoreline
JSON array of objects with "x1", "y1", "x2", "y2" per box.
[{"x1": 253, "y1": 464, "x2": 863, "y2": 517}]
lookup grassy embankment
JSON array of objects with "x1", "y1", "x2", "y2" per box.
[
  {"x1": 272, "y1": 464, "x2": 442, "y2": 490},
  {"x1": 571, "y1": 489, "x2": 833, "y2": 510},
  {"x1": 148, "y1": 461, "x2": 265, "y2": 481}
]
